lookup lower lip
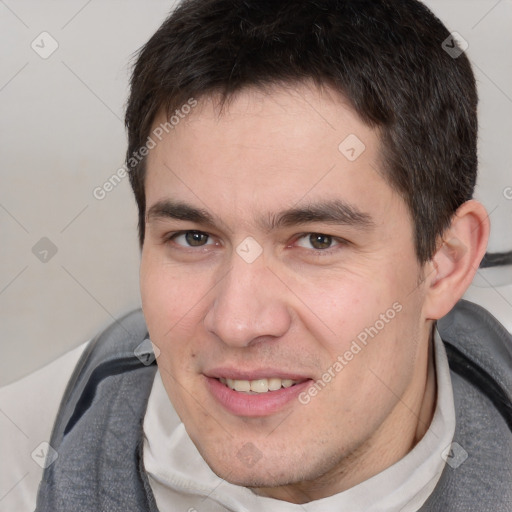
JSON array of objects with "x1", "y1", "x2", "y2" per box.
[{"x1": 205, "y1": 377, "x2": 312, "y2": 417}]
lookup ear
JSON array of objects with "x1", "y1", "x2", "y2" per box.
[{"x1": 423, "y1": 200, "x2": 490, "y2": 320}]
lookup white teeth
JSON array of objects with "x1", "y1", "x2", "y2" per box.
[
  {"x1": 250, "y1": 379, "x2": 268, "y2": 393},
  {"x1": 233, "y1": 380, "x2": 251, "y2": 392},
  {"x1": 267, "y1": 378, "x2": 282, "y2": 391},
  {"x1": 220, "y1": 377, "x2": 300, "y2": 393}
]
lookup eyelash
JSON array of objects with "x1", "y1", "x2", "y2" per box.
[
  {"x1": 165, "y1": 230, "x2": 348, "y2": 255},
  {"x1": 292, "y1": 232, "x2": 348, "y2": 256}
]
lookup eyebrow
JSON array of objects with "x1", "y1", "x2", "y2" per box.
[
  {"x1": 264, "y1": 200, "x2": 375, "y2": 231},
  {"x1": 147, "y1": 200, "x2": 216, "y2": 227},
  {"x1": 146, "y1": 199, "x2": 375, "y2": 232}
]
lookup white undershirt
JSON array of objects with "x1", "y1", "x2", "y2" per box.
[{"x1": 143, "y1": 329, "x2": 455, "y2": 512}]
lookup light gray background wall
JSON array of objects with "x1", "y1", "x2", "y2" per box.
[{"x1": 1, "y1": 0, "x2": 511, "y2": 386}]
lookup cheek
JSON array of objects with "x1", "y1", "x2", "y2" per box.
[
  {"x1": 140, "y1": 254, "x2": 205, "y2": 405},
  {"x1": 298, "y1": 263, "x2": 419, "y2": 380},
  {"x1": 297, "y1": 273, "x2": 388, "y2": 352},
  {"x1": 140, "y1": 251, "x2": 210, "y2": 339}
]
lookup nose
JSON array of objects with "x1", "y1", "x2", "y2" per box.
[{"x1": 204, "y1": 253, "x2": 292, "y2": 348}]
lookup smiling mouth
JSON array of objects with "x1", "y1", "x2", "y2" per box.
[{"x1": 218, "y1": 377, "x2": 304, "y2": 394}]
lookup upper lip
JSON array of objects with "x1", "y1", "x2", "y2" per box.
[{"x1": 204, "y1": 367, "x2": 311, "y2": 381}]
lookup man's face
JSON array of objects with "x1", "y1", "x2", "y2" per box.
[{"x1": 140, "y1": 84, "x2": 431, "y2": 500}]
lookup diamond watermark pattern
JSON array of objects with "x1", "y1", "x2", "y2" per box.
[
  {"x1": 31, "y1": 32, "x2": 59, "y2": 59},
  {"x1": 338, "y1": 134, "x2": 366, "y2": 162},
  {"x1": 236, "y1": 236, "x2": 263, "y2": 263},
  {"x1": 134, "y1": 338, "x2": 160, "y2": 366},
  {"x1": 442, "y1": 32, "x2": 469, "y2": 59},
  {"x1": 236, "y1": 442, "x2": 263, "y2": 468},
  {"x1": 31, "y1": 441, "x2": 59, "y2": 469},
  {"x1": 440, "y1": 236, "x2": 467, "y2": 264},
  {"x1": 32, "y1": 237, "x2": 58, "y2": 263},
  {"x1": 442, "y1": 442, "x2": 468, "y2": 469}
]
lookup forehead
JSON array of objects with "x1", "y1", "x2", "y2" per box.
[{"x1": 144, "y1": 83, "x2": 406, "y2": 230}]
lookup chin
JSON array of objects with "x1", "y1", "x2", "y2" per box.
[
  {"x1": 198, "y1": 444, "x2": 317, "y2": 489},
  {"x1": 217, "y1": 466, "x2": 299, "y2": 489}
]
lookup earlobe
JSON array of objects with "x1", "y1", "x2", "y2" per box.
[{"x1": 423, "y1": 200, "x2": 490, "y2": 320}]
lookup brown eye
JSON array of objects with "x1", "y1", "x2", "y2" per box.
[
  {"x1": 309, "y1": 233, "x2": 332, "y2": 249},
  {"x1": 296, "y1": 233, "x2": 334, "y2": 250},
  {"x1": 185, "y1": 231, "x2": 209, "y2": 246},
  {"x1": 172, "y1": 231, "x2": 211, "y2": 247}
]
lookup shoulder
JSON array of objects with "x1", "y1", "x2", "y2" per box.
[
  {"x1": 439, "y1": 299, "x2": 512, "y2": 416},
  {"x1": 0, "y1": 342, "x2": 88, "y2": 512},
  {"x1": 424, "y1": 300, "x2": 512, "y2": 510}
]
